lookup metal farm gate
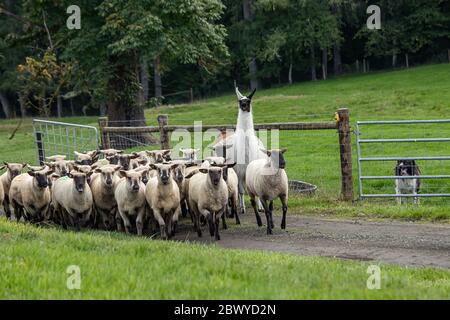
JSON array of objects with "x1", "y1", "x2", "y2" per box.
[
  {"x1": 32, "y1": 119, "x2": 100, "y2": 165},
  {"x1": 356, "y1": 119, "x2": 450, "y2": 200}
]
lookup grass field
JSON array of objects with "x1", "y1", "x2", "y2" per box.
[
  {"x1": 1, "y1": 219, "x2": 449, "y2": 299},
  {"x1": 0, "y1": 65, "x2": 449, "y2": 299}
]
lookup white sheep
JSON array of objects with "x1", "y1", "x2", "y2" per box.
[
  {"x1": 145, "y1": 163, "x2": 180, "y2": 240},
  {"x1": 114, "y1": 170, "x2": 147, "y2": 235},
  {"x1": 245, "y1": 149, "x2": 288, "y2": 234},
  {"x1": 1, "y1": 162, "x2": 26, "y2": 218},
  {"x1": 74, "y1": 151, "x2": 99, "y2": 165},
  {"x1": 179, "y1": 148, "x2": 199, "y2": 161},
  {"x1": 146, "y1": 149, "x2": 171, "y2": 164},
  {"x1": 90, "y1": 165, "x2": 121, "y2": 230},
  {"x1": 9, "y1": 166, "x2": 54, "y2": 223},
  {"x1": 186, "y1": 166, "x2": 231, "y2": 240},
  {"x1": 52, "y1": 170, "x2": 94, "y2": 230}
]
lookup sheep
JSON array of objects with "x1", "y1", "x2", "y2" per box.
[
  {"x1": 45, "y1": 157, "x2": 69, "y2": 176},
  {"x1": 146, "y1": 149, "x2": 171, "y2": 164},
  {"x1": 9, "y1": 166, "x2": 54, "y2": 223},
  {"x1": 245, "y1": 149, "x2": 288, "y2": 235},
  {"x1": 229, "y1": 87, "x2": 266, "y2": 214},
  {"x1": 133, "y1": 165, "x2": 151, "y2": 185},
  {"x1": 179, "y1": 148, "x2": 199, "y2": 161},
  {"x1": 145, "y1": 163, "x2": 180, "y2": 240},
  {"x1": 46, "y1": 155, "x2": 67, "y2": 162},
  {"x1": 186, "y1": 166, "x2": 232, "y2": 240},
  {"x1": 169, "y1": 162, "x2": 190, "y2": 218},
  {"x1": 99, "y1": 149, "x2": 123, "y2": 158},
  {"x1": 90, "y1": 165, "x2": 121, "y2": 230},
  {"x1": 1, "y1": 162, "x2": 26, "y2": 218},
  {"x1": 0, "y1": 166, "x2": 4, "y2": 215},
  {"x1": 74, "y1": 151, "x2": 99, "y2": 165},
  {"x1": 52, "y1": 170, "x2": 94, "y2": 230},
  {"x1": 114, "y1": 170, "x2": 147, "y2": 235}
]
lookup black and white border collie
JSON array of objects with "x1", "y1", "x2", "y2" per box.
[{"x1": 395, "y1": 160, "x2": 421, "y2": 204}]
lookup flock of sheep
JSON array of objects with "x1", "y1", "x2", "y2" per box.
[
  {"x1": 0, "y1": 146, "x2": 288, "y2": 240},
  {"x1": 0, "y1": 88, "x2": 289, "y2": 240}
]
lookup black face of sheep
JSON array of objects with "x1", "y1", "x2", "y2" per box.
[
  {"x1": 28, "y1": 170, "x2": 52, "y2": 189},
  {"x1": 69, "y1": 172, "x2": 88, "y2": 193},
  {"x1": 200, "y1": 167, "x2": 223, "y2": 186},
  {"x1": 211, "y1": 163, "x2": 236, "y2": 182},
  {"x1": 265, "y1": 149, "x2": 287, "y2": 169}
]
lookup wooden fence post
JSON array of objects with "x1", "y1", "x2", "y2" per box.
[
  {"x1": 98, "y1": 117, "x2": 110, "y2": 149},
  {"x1": 337, "y1": 108, "x2": 354, "y2": 201},
  {"x1": 157, "y1": 114, "x2": 170, "y2": 150}
]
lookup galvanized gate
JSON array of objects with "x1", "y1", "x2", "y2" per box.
[
  {"x1": 32, "y1": 119, "x2": 100, "y2": 165},
  {"x1": 356, "y1": 119, "x2": 450, "y2": 200}
]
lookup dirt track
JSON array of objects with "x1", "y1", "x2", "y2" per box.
[{"x1": 172, "y1": 214, "x2": 450, "y2": 269}]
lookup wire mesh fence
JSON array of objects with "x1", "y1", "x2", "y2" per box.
[{"x1": 32, "y1": 119, "x2": 100, "y2": 164}]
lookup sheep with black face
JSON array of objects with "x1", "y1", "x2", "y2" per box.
[
  {"x1": 1, "y1": 162, "x2": 26, "y2": 218},
  {"x1": 246, "y1": 149, "x2": 288, "y2": 235},
  {"x1": 9, "y1": 166, "x2": 54, "y2": 223},
  {"x1": 145, "y1": 163, "x2": 180, "y2": 240},
  {"x1": 114, "y1": 170, "x2": 147, "y2": 235},
  {"x1": 52, "y1": 170, "x2": 94, "y2": 230}
]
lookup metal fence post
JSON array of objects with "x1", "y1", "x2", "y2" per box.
[
  {"x1": 337, "y1": 108, "x2": 354, "y2": 201},
  {"x1": 35, "y1": 131, "x2": 45, "y2": 165},
  {"x1": 158, "y1": 114, "x2": 170, "y2": 149}
]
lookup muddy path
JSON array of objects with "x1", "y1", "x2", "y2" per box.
[{"x1": 172, "y1": 214, "x2": 450, "y2": 269}]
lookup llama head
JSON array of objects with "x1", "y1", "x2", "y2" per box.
[{"x1": 235, "y1": 87, "x2": 256, "y2": 112}]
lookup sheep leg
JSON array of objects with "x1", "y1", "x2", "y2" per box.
[
  {"x1": 221, "y1": 211, "x2": 228, "y2": 230},
  {"x1": 3, "y1": 196, "x2": 12, "y2": 219},
  {"x1": 195, "y1": 213, "x2": 202, "y2": 237},
  {"x1": 12, "y1": 200, "x2": 22, "y2": 222},
  {"x1": 152, "y1": 208, "x2": 167, "y2": 240},
  {"x1": 207, "y1": 213, "x2": 215, "y2": 237},
  {"x1": 136, "y1": 207, "x2": 145, "y2": 236},
  {"x1": 269, "y1": 200, "x2": 275, "y2": 228},
  {"x1": 238, "y1": 182, "x2": 246, "y2": 215},
  {"x1": 171, "y1": 208, "x2": 180, "y2": 237},
  {"x1": 180, "y1": 200, "x2": 188, "y2": 218},
  {"x1": 119, "y1": 211, "x2": 132, "y2": 234},
  {"x1": 260, "y1": 200, "x2": 272, "y2": 235},
  {"x1": 280, "y1": 195, "x2": 288, "y2": 230},
  {"x1": 250, "y1": 196, "x2": 263, "y2": 227},
  {"x1": 215, "y1": 213, "x2": 221, "y2": 241},
  {"x1": 116, "y1": 211, "x2": 124, "y2": 232},
  {"x1": 164, "y1": 213, "x2": 172, "y2": 240}
]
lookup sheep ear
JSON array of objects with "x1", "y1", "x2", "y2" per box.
[
  {"x1": 281, "y1": 148, "x2": 287, "y2": 154},
  {"x1": 162, "y1": 149, "x2": 171, "y2": 155},
  {"x1": 114, "y1": 165, "x2": 121, "y2": 171},
  {"x1": 266, "y1": 151, "x2": 271, "y2": 157},
  {"x1": 74, "y1": 151, "x2": 80, "y2": 156},
  {"x1": 226, "y1": 162, "x2": 237, "y2": 168},
  {"x1": 185, "y1": 163, "x2": 197, "y2": 168},
  {"x1": 199, "y1": 168, "x2": 208, "y2": 174},
  {"x1": 247, "y1": 88, "x2": 256, "y2": 100},
  {"x1": 73, "y1": 164, "x2": 79, "y2": 171},
  {"x1": 149, "y1": 164, "x2": 157, "y2": 170},
  {"x1": 3, "y1": 161, "x2": 9, "y2": 166},
  {"x1": 0, "y1": 165, "x2": 4, "y2": 171},
  {"x1": 95, "y1": 168, "x2": 102, "y2": 173},
  {"x1": 119, "y1": 170, "x2": 128, "y2": 178},
  {"x1": 46, "y1": 169, "x2": 54, "y2": 176},
  {"x1": 170, "y1": 164, "x2": 179, "y2": 170},
  {"x1": 27, "y1": 170, "x2": 35, "y2": 177},
  {"x1": 185, "y1": 171, "x2": 199, "y2": 179}
]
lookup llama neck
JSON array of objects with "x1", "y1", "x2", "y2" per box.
[{"x1": 236, "y1": 109, "x2": 255, "y2": 131}]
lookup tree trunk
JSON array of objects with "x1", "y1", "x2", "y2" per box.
[
  {"x1": 99, "y1": 102, "x2": 107, "y2": 117},
  {"x1": 333, "y1": 43, "x2": 342, "y2": 75},
  {"x1": 18, "y1": 93, "x2": 27, "y2": 118},
  {"x1": 154, "y1": 56, "x2": 162, "y2": 101},
  {"x1": 243, "y1": 0, "x2": 260, "y2": 90},
  {"x1": 392, "y1": 53, "x2": 397, "y2": 68},
  {"x1": 288, "y1": 58, "x2": 293, "y2": 85},
  {"x1": 140, "y1": 59, "x2": 149, "y2": 104},
  {"x1": 57, "y1": 95, "x2": 63, "y2": 118},
  {"x1": 310, "y1": 46, "x2": 317, "y2": 81},
  {"x1": 405, "y1": 53, "x2": 409, "y2": 68},
  {"x1": 70, "y1": 98, "x2": 75, "y2": 116},
  {"x1": 356, "y1": 60, "x2": 360, "y2": 73},
  {"x1": 107, "y1": 61, "x2": 157, "y2": 148},
  {"x1": 363, "y1": 58, "x2": 367, "y2": 73},
  {"x1": 322, "y1": 48, "x2": 328, "y2": 80},
  {"x1": 0, "y1": 92, "x2": 12, "y2": 118}
]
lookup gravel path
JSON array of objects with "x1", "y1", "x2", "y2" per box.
[{"x1": 172, "y1": 214, "x2": 450, "y2": 269}]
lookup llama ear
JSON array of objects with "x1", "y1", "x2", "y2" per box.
[
  {"x1": 235, "y1": 87, "x2": 244, "y2": 100},
  {"x1": 247, "y1": 88, "x2": 256, "y2": 100}
]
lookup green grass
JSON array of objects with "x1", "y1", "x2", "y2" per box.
[
  {"x1": 1, "y1": 218, "x2": 449, "y2": 299},
  {"x1": 1, "y1": 64, "x2": 449, "y2": 221}
]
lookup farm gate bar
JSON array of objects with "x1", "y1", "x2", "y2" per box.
[
  {"x1": 32, "y1": 119, "x2": 100, "y2": 164},
  {"x1": 356, "y1": 119, "x2": 450, "y2": 200},
  {"x1": 98, "y1": 108, "x2": 354, "y2": 201}
]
